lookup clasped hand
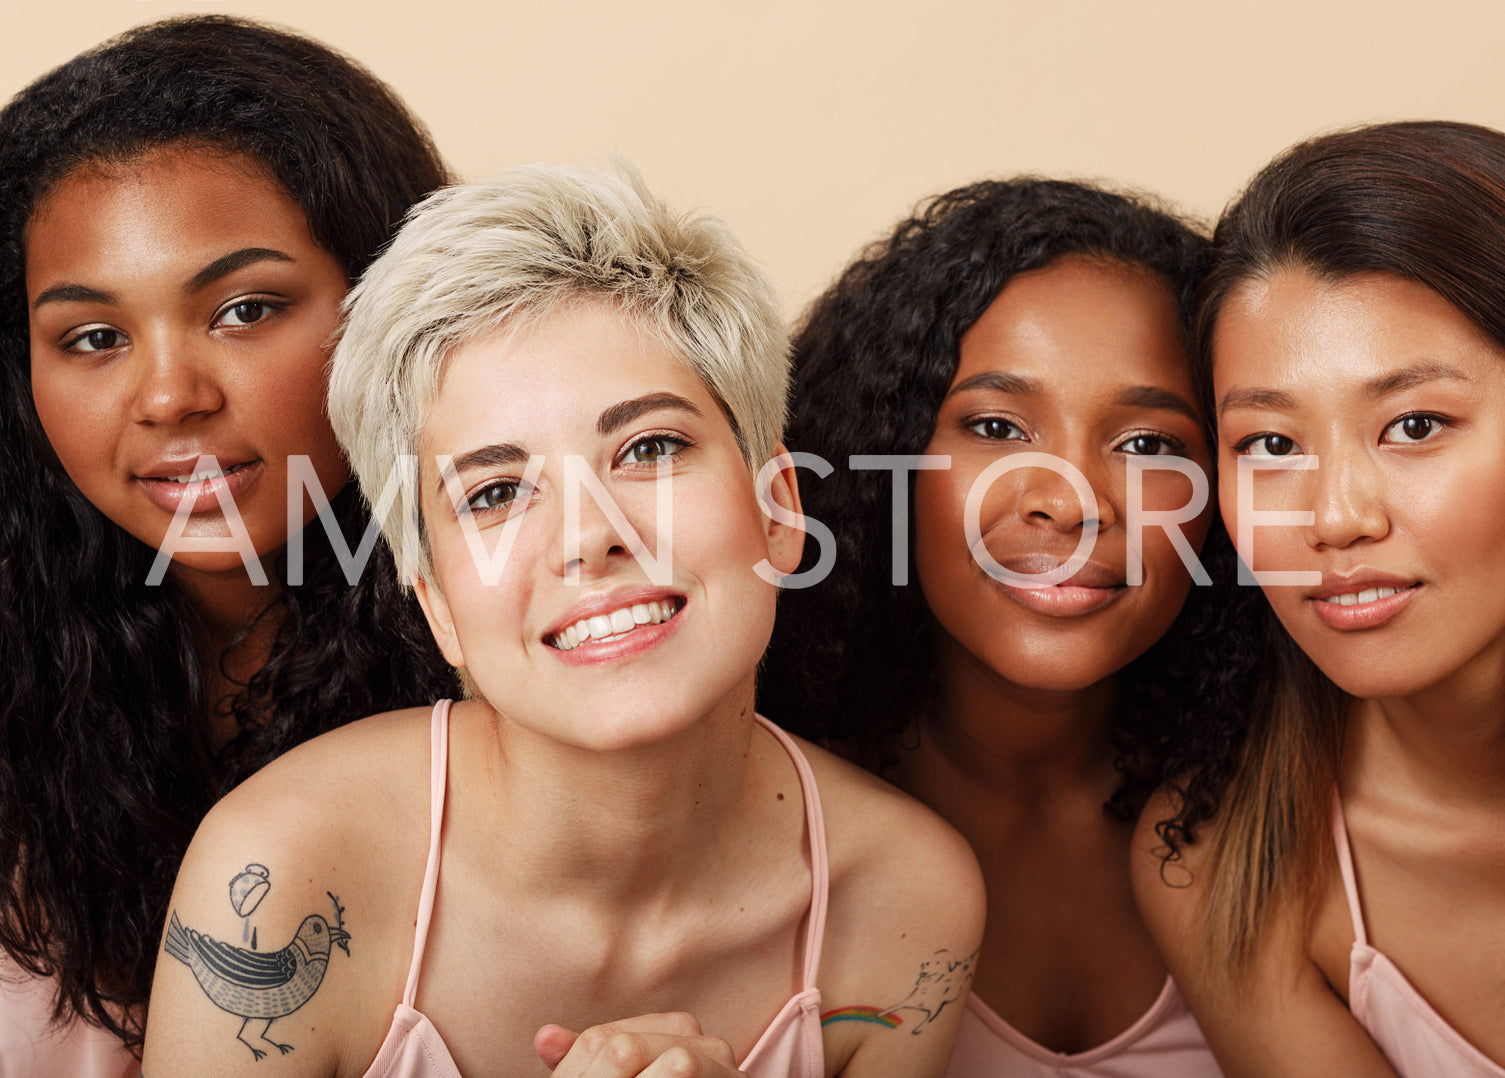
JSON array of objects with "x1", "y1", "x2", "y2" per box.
[{"x1": 535, "y1": 1012, "x2": 749, "y2": 1078}]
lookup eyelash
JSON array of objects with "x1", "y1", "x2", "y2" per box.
[
  {"x1": 461, "y1": 434, "x2": 691, "y2": 514},
  {"x1": 964, "y1": 416, "x2": 1185, "y2": 456},
  {"x1": 965, "y1": 416, "x2": 1026, "y2": 440},
  {"x1": 1231, "y1": 412, "x2": 1450, "y2": 457},
  {"x1": 465, "y1": 478, "x2": 531, "y2": 514},
  {"x1": 1381, "y1": 412, "x2": 1448, "y2": 444},
  {"x1": 211, "y1": 295, "x2": 287, "y2": 329},
  {"x1": 1115, "y1": 431, "x2": 1187, "y2": 456},
  {"x1": 58, "y1": 295, "x2": 288, "y2": 356},
  {"x1": 617, "y1": 433, "x2": 693, "y2": 467}
]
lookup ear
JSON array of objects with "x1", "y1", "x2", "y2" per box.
[
  {"x1": 412, "y1": 573, "x2": 467, "y2": 672},
  {"x1": 759, "y1": 442, "x2": 806, "y2": 576}
]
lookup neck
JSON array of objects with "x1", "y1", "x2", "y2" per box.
[
  {"x1": 461, "y1": 672, "x2": 772, "y2": 908},
  {"x1": 894, "y1": 633, "x2": 1121, "y2": 840},
  {"x1": 168, "y1": 560, "x2": 283, "y2": 747},
  {"x1": 1350, "y1": 671, "x2": 1505, "y2": 807}
]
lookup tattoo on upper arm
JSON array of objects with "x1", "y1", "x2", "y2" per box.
[
  {"x1": 163, "y1": 863, "x2": 351, "y2": 1062},
  {"x1": 820, "y1": 948, "x2": 979, "y2": 1036}
]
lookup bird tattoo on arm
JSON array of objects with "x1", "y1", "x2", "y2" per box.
[{"x1": 163, "y1": 891, "x2": 351, "y2": 1061}]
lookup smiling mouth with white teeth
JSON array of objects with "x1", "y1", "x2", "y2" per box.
[
  {"x1": 548, "y1": 598, "x2": 684, "y2": 651},
  {"x1": 161, "y1": 463, "x2": 248, "y2": 484},
  {"x1": 1319, "y1": 585, "x2": 1415, "y2": 606}
]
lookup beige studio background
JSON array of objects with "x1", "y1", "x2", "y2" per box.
[{"x1": 1, "y1": 0, "x2": 1501, "y2": 316}]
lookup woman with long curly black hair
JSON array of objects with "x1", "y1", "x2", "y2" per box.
[
  {"x1": 0, "y1": 16, "x2": 454, "y2": 1070},
  {"x1": 760, "y1": 179, "x2": 1259, "y2": 1077}
]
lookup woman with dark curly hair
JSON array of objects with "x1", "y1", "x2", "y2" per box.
[
  {"x1": 761, "y1": 179, "x2": 1258, "y2": 1077},
  {"x1": 0, "y1": 16, "x2": 453, "y2": 1071},
  {"x1": 1133, "y1": 121, "x2": 1505, "y2": 1077}
]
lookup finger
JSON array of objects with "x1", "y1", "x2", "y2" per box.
[
  {"x1": 535, "y1": 1024, "x2": 579, "y2": 1069},
  {"x1": 638, "y1": 1044, "x2": 748, "y2": 1078},
  {"x1": 558, "y1": 1012, "x2": 706, "y2": 1064},
  {"x1": 580, "y1": 1033, "x2": 738, "y2": 1078}
]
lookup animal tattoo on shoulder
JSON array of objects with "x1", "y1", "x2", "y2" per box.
[
  {"x1": 820, "y1": 948, "x2": 978, "y2": 1036},
  {"x1": 163, "y1": 865, "x2": 351, "y2": 1062}
]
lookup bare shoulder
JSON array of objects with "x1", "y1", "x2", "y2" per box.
[
  {"x1": 1128, "y1": 786, "x2": 1398, "y2": 1078},
  {"x1": 142, "y1": 706, "x2": 437, "y2": 1078},
  {"x1": 789, "y1": 735, "x2": 984, "y2": 1077},
  {"x1": 1129, "y1": 784, "x2": 1211, "y2": 947}
]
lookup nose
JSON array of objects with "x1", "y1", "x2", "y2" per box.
[
  {"x1": 550, "y1": 459, "x2": 650, "y2": 584},
  {"x1": 1014, "y1": 454, "x2": 1116, "y2": 533},
  {"x1": 126, "y1": 331, "x2": 225, "y2": 426},
  {"x1": 1305, "y1": 449, "x2": 1389, "y2": 549}
]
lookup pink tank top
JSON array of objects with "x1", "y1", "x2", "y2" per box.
[
  {"x1": 360, "y1": 702, "x2": 827, "y2": 1078},
  {"x1": 0, "y1": 957, "x2": 139, "y2": 1078},
  {"x1": 946, "y1": 978, "x2": 1221, "y2": 1078},
  {"x1": 1332, "y1": 795, "x2": 1505, "y2": 1076}
]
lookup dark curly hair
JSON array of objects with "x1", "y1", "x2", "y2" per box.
[
  {"x1": 0, "y1": 16, "x2": 455, "y2": 1052},
  {"x1": 759, "y1": 177, "x2": 1262, "y2": 821}
]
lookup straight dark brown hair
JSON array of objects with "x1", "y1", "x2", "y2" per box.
[{"x1": 1192, "y1": 120, "x2": 1505, "y2": 969}]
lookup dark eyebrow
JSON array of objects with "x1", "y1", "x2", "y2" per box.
[
  {"x1": 436, "y1": 443, "x2": 531, "y2": 494},
  {"x1": 1115, "y1": 385, "x2": 1202, "y2": 425},
  {"x1": 1364, "y1": 361, "x2": 1471, "y2": 399},
  {"x1": 32, "y1": 283, "x2": 115, "y2": 310},
  {"x1": 596, "y1": 392, "x2": 702, "y2": 437},
  {"x1": 1217, "y1": 387, "x2": 1297, "y2": 416},
  {"x1": 184, "y1": 247, "x2": 295, "y2": 293},
  {"x1": 945, "y1": 371, "x2": 1043, "y2": 399}
]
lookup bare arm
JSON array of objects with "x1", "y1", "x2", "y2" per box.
[
  {"x1": 813, "y1": 748, "x2": 987, "y2": 1078},
  {"x1": 1130, "y1": 792, "x2": 1398, "y2": 1078}
]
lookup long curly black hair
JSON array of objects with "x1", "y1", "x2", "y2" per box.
[
  {"x1": 759, "y1": 178, "x2": 1262, "y2": 821},
  {"x1": 0, "y1": 16, "x2": 456, "y2": 1052}
]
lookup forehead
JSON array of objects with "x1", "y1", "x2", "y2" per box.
[
  {"x1": 419, "y1": 303, "x2": 717, "y2": 453},
  {"x1": 25, "y1": 148, "x2": 315, "y2": 290},
  {"x1": 1213, "y1": 268, "x2": 1501, "y2": 394},
  {"x1": 956, "y1": 257, "x2": 1190, "y2": 392}
]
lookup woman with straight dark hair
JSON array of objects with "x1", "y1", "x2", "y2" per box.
[
  {"x1": 0, "y1": 16, "x2": 453, "y2": 1071},
  {"x1": 762, "y1": 178, "x2": 1256, "y2": 1077},
  {"x1": 1134, "y1": 120, "x2": 1505, "y2": 1077}
]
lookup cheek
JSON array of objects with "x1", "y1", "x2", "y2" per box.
[
  {"x1": 913, "y1": 467, "x2": 987, "y2": 632},
  {"x1": 30, "y1": 363, "x2": 116, "y2": 481}
]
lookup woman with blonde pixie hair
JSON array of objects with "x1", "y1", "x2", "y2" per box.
[{"x1": 144, "y1": 164, "x2": 984, "y2": 1078}]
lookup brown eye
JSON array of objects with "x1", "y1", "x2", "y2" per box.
[
  {"x1": 621, "y1": 436, "x2": 687, "y2": 465},
  {"x1": 69, "y1": 328, "x2": 124, "y2": 353},
  {"x1": 1385, "y1": 414, "x2": 1439, "y2": 444},
  {"x1": 968, "y1": 418, "x2": 1024, "y2": 440},
  {"x1": 1119, "y1": 434, "x2": 1178, "y2": 456},
  {"x1": 219, "y1": 301, "x2": 267, "y2": 326},
  {"x1": 1243, "y1": 433, "x2": 1296, "y2": 457}
]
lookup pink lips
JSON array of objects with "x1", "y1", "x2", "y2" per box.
[
  {"x1": 993, "y1": 553, "x2": 1125, "y2": 618},
  {"x1": 543, "y1": 587, "x2": 687, "y2": 666},
  {"x1": 136, "y1": 456, "x2": 262, "y2": 515},
  {"x1": 1307, "y1": 576, "x2": 1421, "y2": 631}
]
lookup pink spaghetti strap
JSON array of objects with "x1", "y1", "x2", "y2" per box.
[
  {"x1": 754, "y1": 716, "x2": 829, "y2": 991},
  {"x1": 1331, "y1": 792, "x2": 1368, "y2": 947},
  {"x1": 402, "y1": 699, "x2": 452, "y2": 1007}
]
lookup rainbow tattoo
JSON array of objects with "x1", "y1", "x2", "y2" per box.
[{"x1": 820, "y1": 1006, "x2": 903, "y2": 1029}]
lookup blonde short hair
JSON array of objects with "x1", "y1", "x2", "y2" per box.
[{"x1": 328, "y1": 163, "x2": 789, "y2": 582}]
